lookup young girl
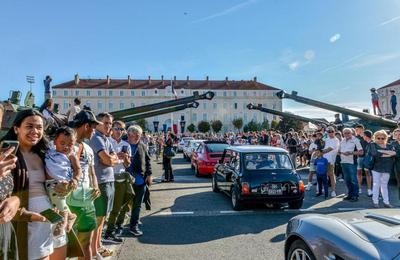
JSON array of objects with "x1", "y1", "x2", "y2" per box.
[{"x1": 45, "y1": 126, "x2": 81, "y2": 235}]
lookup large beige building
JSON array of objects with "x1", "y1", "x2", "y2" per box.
[
  {"x1": 52, "y1": 75, "x2": 282, "y2": 132},
  {"x1": 377, "y1": 79, "x2": 400, "y2": 116}
]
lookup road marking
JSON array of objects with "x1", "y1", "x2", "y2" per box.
[
  {"x1": 338, "y1": 208, "x2": 366, "y2": 211},
  {"x1": 157, "y1": 211, "x2": 194, "y2": 216},
  {"x1": 220, "y1": 210, "x2": 254, "y2": 214}
]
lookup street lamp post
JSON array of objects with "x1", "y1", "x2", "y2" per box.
[
  {"x1": 153, "y1": 121, "x2": 159, "y2": 132},
  {"x1": 180, "y1": 120, "x2": 186, "y2": 134},
  {"x1": 26, "y1": 75, "x2": 35, "y2": 91}
]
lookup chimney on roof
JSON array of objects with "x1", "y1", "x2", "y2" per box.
[
  {"x1": 161, "y1": 75, "x2": 164, "y2": 85},
  {"x1": 173, "y1": 76, "x2": 176, "y2": 82},
  {"x1": 253, "y1": 76, "x2": 257, "y2": 82},
  {"x1": 128, "y1": 75, "x2": 131, "y2": 86},
  {"x1": 148, "y1": 76, "x2": 151, "y2": 85},
  {"x1": 206, "y1": 76, "x2": 209, "y2": 82},
  {"x1": 225, "y1": 76, "x2": 228, "y2": 81},
  {"x1": 74, "y1": 74, "x2": 80, "y2": 85},
  {"x1": 106, "y1": 75, "x2": 111, "y2": 85}
]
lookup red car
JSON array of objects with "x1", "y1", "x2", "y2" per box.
[{"x1": 191, "y1": 141, "x2": 229, "y2": 177}]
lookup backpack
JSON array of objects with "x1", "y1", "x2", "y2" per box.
[{"x1": 363, "y1": 142, "x2": 377, "y2": 170}]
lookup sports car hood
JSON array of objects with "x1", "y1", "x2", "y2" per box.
[{"x1": 329, "y1": 209, "x2": 400, "y2": 243}]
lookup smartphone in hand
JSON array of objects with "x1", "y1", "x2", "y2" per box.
[
  {"x1": 121, "y1": 146, "x2": 128, "y2": 153},
  {"x1": 40, "y1": 208, "x2": 64, "y2": 224},
  {"x1": 0, "y1": 141, "x2": 19, "y2": 155}
]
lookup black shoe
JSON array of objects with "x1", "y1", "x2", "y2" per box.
[
  {"x1": 343, "y1": 196, "x2": 352, "y2": 201},
  {"x1": 349, "y1": 197, "x2": 358, "y2": 202},
  {"x1": 169, "y1": 179, "x2": 175, "y2": 182},
  {"x1": 315, "y1": 193, "x2": 322, "y2": 197},
  {"x1": 161, "y1": 179, "x2": 169, "y2": 182},
  {"x1": 127, "y1": 227, "x2": 143, "y2": 237},
  {"x1": 115, "y1": 226, "x2": 123, "y2": 236},
  {"x1": 103, "y1": 233, "x2": 124, "y2": 244}
]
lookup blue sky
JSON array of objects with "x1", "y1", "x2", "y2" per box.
[{"x1": 1, "y1": 0, "x2": 400, "y2": 119}]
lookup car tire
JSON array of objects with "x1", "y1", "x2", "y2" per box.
[
  {"x1": 287, "y1": 239, "x2": 315, "y2": 260},
  {"x1": 231, "y1": 187, "x2": 243, "y2": 211},
  {"x1": 288, "y1": 199, "x2": 304, "y2": 209},
  {"x1": 212, "y1": 174, "x2": 219, "y2": 193}
]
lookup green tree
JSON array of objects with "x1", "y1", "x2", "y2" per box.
[
  {"x1": 187, "y1": 123, "x2": 196, "y2": 133},
  {"x1": 197, "y1": 120, "x2": 211, "y2": 133},
  {"x1": 278, "y1": 116, "x2": 303, "y2": 132},
  {"x1": 134, "y1": 118, "x2": 148, "y2": 131},
  {"x1": 243, "y1": 120, "x2": 261, "y2": 132},
  {"x1": 271, "y1": 119, "x2": 280, "y2": 130},
  {"x1": 211, "y1": 120, "x2": 223, "y2": 133},
  {"x1": 261, "y1": 119, "x2": 270, "y2": 130},
  {"x1": 232, "y1": 118, "x2": 243, "y2": 132}
]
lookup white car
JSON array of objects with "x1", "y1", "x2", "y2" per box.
[
  {"x1": 178, "y1": 137, "x2": 194, "y2": 152},
  {"x1": 183, "y1": 140, "x2": 204, "y2": 161}
]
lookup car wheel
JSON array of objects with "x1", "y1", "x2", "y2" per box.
[
  {"x1": 212, "y1": 174, "x2": 219, "y2": 193},
  {"x1": 288, "y1": 199, "x2": 304, "y2": 209},
  {"x1": 231, "y1": 187, "x2": 243, "y2": 211},
  {"x1": 287, "y1": 239, "x2": 315, "y2": 260}
]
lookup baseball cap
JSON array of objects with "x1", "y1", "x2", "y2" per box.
[
  {"x1": 363, "y1": 130, "x2": 372, "y2": 139},
  {"x1": 390, "y1": 89, "x2": 395, "y2": 92},
  {"x1": 70, "y1": 110, "x2": 102, "y2": 128},
  {"x1": 326, "y1": 126, "x2": 335, "y2": 132}
]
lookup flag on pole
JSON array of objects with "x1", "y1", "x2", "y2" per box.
[{"x1": 171, "y1": 79, "x2": 178, "y2": 100}]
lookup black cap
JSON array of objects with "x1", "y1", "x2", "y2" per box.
[
  {"x1": 70, "y1": 110, "x2": 102, "y2": 128},
  {"x1": 364, "y1": 130, "x2": 372, "y2": 139}
]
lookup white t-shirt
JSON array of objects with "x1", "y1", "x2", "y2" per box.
[
  {"x1": 323, "y1": 136, "x2": 340, "y2": 164},
  {"x1": 339, "y1": 136, "x2": 363, "y2": 164},
  {"x1": 109, "y1": 137, "x2": 132, "y2": 175},
  {"x1": 67, "y1": 105, "x2": 81, "y2": 122},
  {"x1": 75, "y1": 142, "x2": 94, "y2": 189}
]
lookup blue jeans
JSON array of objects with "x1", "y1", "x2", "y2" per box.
[
  {"x1": 317, "y1": 174, "x2": 328, "y2": 197},
  {"x1": 392, "y1": 103, "x2": 397, "y2": 115},
  {"x1": 341, "y1": 163, "x2": 358, "y2": 198},
  {"x1": 129, "y1": 184, "x2": 146, "y2": 228}
]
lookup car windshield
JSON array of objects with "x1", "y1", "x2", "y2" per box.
[
  {"x1": 244, "y1": 153, "x2": 292, "y2": 170},
  {"x1": 206, "y1": 143, "x2": 228, "y2": 153}
]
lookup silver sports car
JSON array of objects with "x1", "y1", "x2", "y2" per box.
[{"x1": 285, "y1": 209, "x2": 400, "y2": 260}]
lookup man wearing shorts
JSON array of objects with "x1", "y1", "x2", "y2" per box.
[
  {"x1": 322, "y1": 126, "x2": 340, "y2": 197},
  {"x1": 355, "y1": 125, "x2": 372, "y2": 196},
  {"x1": 89, "y1": 112, "x2": 119, "y2": 257}
]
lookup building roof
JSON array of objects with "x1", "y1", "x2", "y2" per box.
[
  {"x1": 377, "y1": 79, "x2": 400, "y2": 90},
  {"x1": 53, "y1": 76, "x2": 280, "y2": 91}
]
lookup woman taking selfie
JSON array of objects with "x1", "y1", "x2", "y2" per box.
[{"x1": 2, "y1": 109, "x2": 68, "y2": 260}]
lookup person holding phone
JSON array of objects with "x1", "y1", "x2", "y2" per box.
[
  {"x1": 104, "y1": 120, "x2": 131, "y2": 242},
  {"x1": 2, "y1": 109, "x2": 68, "y2": 260}
]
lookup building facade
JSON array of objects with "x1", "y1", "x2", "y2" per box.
[
  {"x1": 52, "y1": 75, "x2": 282, "y2": 132},
  {"x1": 377, "y1": 79, "x2": 400, "y2": 116}
]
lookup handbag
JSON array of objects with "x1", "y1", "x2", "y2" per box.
[{"x1": 164, "y1": 146, "x2": 176, "y2": 159}]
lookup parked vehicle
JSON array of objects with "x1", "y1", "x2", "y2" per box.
[
  {"x1": 191, "y1": 141, "x2": 229, "y2": 177},
  {"x1": 285, "y1": 209, "x2": 400, "y2": 260},
  {"x1": 212, "y1": 145, "x2": 305, "y2": 210},
  {"x1": 183, "y1": 140, "x2": 204, "y2": 161},
  {"x1": 178, "y1": 137, "x2": 194, "y2": 152}
]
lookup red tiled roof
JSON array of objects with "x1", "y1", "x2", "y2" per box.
[
  {"x1": 53, "y1": 78, "x2": 280, "y2": 91},
  {"x1": 377, "y1": 79, "x2": 400, "y2": 90}
]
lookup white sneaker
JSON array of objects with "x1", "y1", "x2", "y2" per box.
[
  {"x1": 338, "y1": 178, "x2": 344, "y2": 182},
  {"x1": 367, "y1": 189, "x2": 373, "y2": 197},
  {"x1": 331, "y1": 191, "x2": 336, "y2": 197},
  {"x1": 305, "y1": 183, "x2": 312, "y2": 191},
  {"x1": 359, "y1": 189, "x2": 362, "y2": 194}
]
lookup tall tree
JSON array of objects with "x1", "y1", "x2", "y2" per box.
[
  {"x1": 197, "y1": 120, "x2": 211, "y2": 133},
  {"x1": 211, "y1": 120, "x2": 223, "y2": 133},
  {"x1": 187, "y1": 123, "x2": 196, "y2": 133},
  {"x1": 232, "y1": 118, "x2": 243, "y2": 132}
]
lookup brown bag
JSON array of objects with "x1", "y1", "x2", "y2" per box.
[{"x1": 67, "y1": 229, "x2": 85, "y2": 258}]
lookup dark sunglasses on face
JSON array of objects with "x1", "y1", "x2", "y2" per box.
[
  {"x1": 376, "y1": 137, "x2": 385, "y2": 140},
  {"x1": 113, "y1": 127, "x2": 124, "y2": 131}
]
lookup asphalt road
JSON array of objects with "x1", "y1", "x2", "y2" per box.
[{"x1": 113, "y1": 153, "x2": 400, "y2": 260}]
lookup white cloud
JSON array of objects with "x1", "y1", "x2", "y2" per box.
[
  {"x1": 329, "y1": 33, "x2": 341, "y2": 43},
  {"x1": 304, "y1": 50, "x2": 315, "y2": 61},
  {"x1": 379, "y1": 15, "x2": 400, "y2": 26},
  {"x1": 288, "y1": 61, "x2": 299, "y2": 71},
  {"x1": 192, "y1": 0, "x2": 258, "y2": 23},
  {"x1": 349, "y1": 52, "x2": 400, "y2": 69}
]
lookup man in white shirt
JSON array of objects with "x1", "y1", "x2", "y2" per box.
[
  {"x1": 338, "y1": 128, "x2": 363, "y2": 202},
  {"x1": 67, "y1": 98, "x2": 82, "y2": 122},
  {"x1": 322, "y1": 126, "x2": 340, "y2": 197}
]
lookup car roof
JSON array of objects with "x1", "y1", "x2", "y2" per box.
[
  {"x1": 225, "y1": 145, "x2": 288, "y2": 153},
  {"x1": 203, "y1": 141, "x2": 228, "y2": 144}
]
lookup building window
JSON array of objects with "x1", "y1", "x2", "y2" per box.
[
  {"x1": 52, "y1": 90, "x2": 57, "y2": 96},
  {"x1": 109, "y1": 90, "x2": 113, "y2": 96},
  {"x1": 97, "y1": 102, "x2": 103, "y2": 111},
  {"x1": 244, "y1": 91, "x2": 247, "y2": 96},
  {"x1": 109, "y1": 103, "x2": 113, "y2": 110},
  {"x1": 203, "y1": 103, "x2": 207, "y2": 109},
  {"x1": 273, "y1": 103, "x2": 276, "y2": 109},
  {"x1": 203, "y1": 113, "x2": 207, "y2": 121},
  {"x1": 86, "y1": 102, "x2": 91, "y2": 109},
  {"x1": 223, "y1": 103, "x2": 227, "y2": 109},
  {"x1": 253, "y1": 91, "x2": 257, "y2": 96},
  {"x1": 130, "y1": 103, "x2": 135, "y2": 108},
  {"x1": 63, "y1": 90, "x2": 68, "y2": 96},
  {"x1": 233, "y1": 91, "x2": 237, "y2": 97},
  {"x1": 75, "y1": 90, "x2": 80, "y2": 96},
  {"x1": 181, "y1": 90, "x2": 184, "y2": 95},
  {"x1": 213, "y1": 103, "x2": 217, "y2": 109},
  {"x1": 98, "y1": 90, "x2": 102, "y2": 97},
  {"x1": 63, "y1": 101, "x2": 68, "y2": 110},
  {"x1": 223, "y1": 91, "x2": 227, "y2": 97},
  {"x1": 141, "y1": 90, "x2": 146, "y2": 96},
  {"x1": 155, "y1": 89, "x2": 158, "y2": 95},
  {"x1": 86, "y1": 90, "x2": 91, "y2": 96},
  {"x1": 234, "y1": 103, "x2": 238, "y2": 109},
  {"x1": 193, "y1": 113, "x2": 197, "y2": 122},
  {"x1": 120, "y1": 91, "x2": 124, "y2": 97},
  {"x1": 244, "y1": 113, "x2": 248, "y2": 123},
  {"x1": 120, "y1": 103, "x2": 124, "y2": 109},
  {"x1": 131, "y1": 90, "x2": 135, "y2": 96}
]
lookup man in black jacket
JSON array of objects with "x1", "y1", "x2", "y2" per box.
[{"x1": 126, "y1": 125, "x2": 152, "y2": 236}]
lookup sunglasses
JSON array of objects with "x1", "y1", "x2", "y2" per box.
[
  {"x1": 327, "y1": 131, "x2": 335, "y2": 133},
  {"x1": 376, "y1": 137, "x2": 386, "y2": 140},
  {"x1": 113, "y1": 127, "x2": 124, "y2": 131}
]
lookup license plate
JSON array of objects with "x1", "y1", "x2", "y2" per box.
[{"x1": 261, "y1": 183, "x2": 282, "y2": 195}]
